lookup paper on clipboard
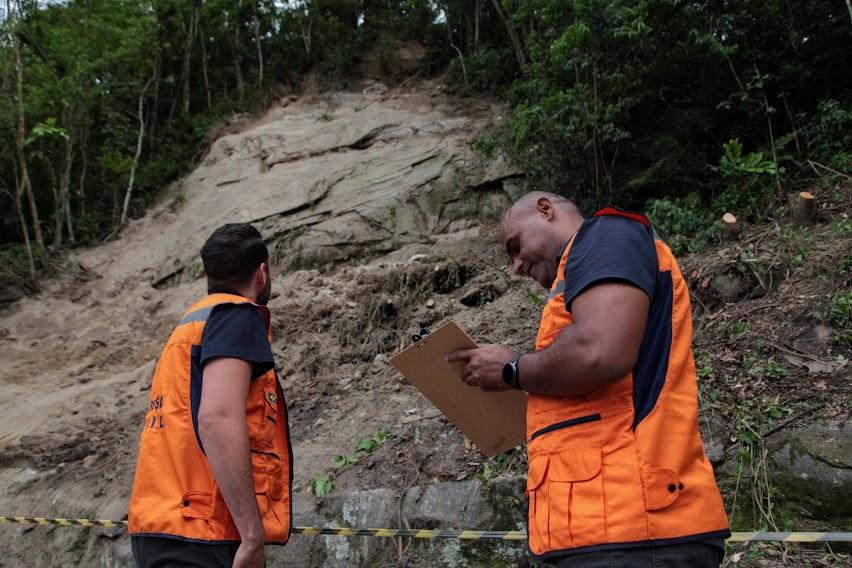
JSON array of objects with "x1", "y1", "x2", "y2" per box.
[{"x1": 389, "y1": 321, "x2": 526, "y2": 456}]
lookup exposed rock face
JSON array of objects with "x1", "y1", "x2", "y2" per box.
[
  {"x1": 769, "y1": 421, "x2": 852, "y2": 522},
  {"x1": 270, "y1": 477, "x2": 531, "y2": 567},
  {"x1": 146, "y1": 87, "x2": 517, "y2": 289},
  {"x1": 0, "y1": 84, "x2": 527, "y2": 567},
  {"x1": 1, "y1": 82, "x2": 848, "y2": 567},
  {"x1": 358, "y1": 41, "x2": 428, "y2": 80}
]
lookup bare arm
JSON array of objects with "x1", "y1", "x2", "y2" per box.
[
  {"x1": 446, "y1": 282, "x2": 650, "y2": 396},
  {"x1": 198, "y1": 357, "x2": 264, "y2": 545},
  {"x1": 519, "y1": 282, "x2": 650, "y2": 396}
]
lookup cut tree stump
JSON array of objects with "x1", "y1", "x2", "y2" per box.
[
  {"x1": 788, "y1": 191, "x2": 816, "y2": 225},
  {"x1": 721, "y1": 212, "x2": 740, "y2": 239}
]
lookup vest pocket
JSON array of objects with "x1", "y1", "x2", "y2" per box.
[
  {"x1": 641, "y1": 467, "x2": 683, "y2": 511},
  {"x1": 179, "y1": 490, "x2": 213, "y2": 520},
  {"x1": 527, "y1": 445, "x2": 606, "y2": 553},
  {"x1": 251, "y1": 449, "x2": 284, "y2": 501},
  {"x1": 526, "y1": 453, "x2": 549, "y2": 554},
  {"x1": 250, "y1": 382, "x2": 278, "y2": 448},
  {"x1": 548, "y1": 445, "x2": 605, "y2": 550}
]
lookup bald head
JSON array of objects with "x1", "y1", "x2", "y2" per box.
[
  {"x1": 501, "y1": 191, "x2": 580, "y2": 228},
  {"x1": 498, "y1": 191, "x2": 584, "y2": 287}
]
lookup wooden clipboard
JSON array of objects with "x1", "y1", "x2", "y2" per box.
[{"x1": 390, "y1": 321, "x2": 527, "y2": 456}]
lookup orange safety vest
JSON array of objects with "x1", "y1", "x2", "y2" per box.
[
  {"x1": 526, "y1": 207, "x2": 729, "y2": 561},
  {"x1": 128, "y1": 293, "x2": 292, "y2": 544}
]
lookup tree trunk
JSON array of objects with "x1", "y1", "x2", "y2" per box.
[
  {"x1": 149, "y1": 54, "x2": 162, "y2": 153},
  {"x1": 299, "y1": 8, "x2": 312, "y2": 59},
  {"x1": 490, "y1": 0, "x2": 527, "y2": 70},
  {"x1": 199, "y1": 9, "x2": 213, "y2": 111},
  {"x1": 233, "y1": 20, "x2": 245, "y2": 102},
  {"x1": 474, "y1": 0, "x2": 481, "y2": 50},
  {"x1": 120, "y1": 73, "x2": 155, "y2": 227},
  {"x1": 444, "y1": 8, "x2": 468, "y2": 87},
  {"x1": 15, "y1": 193, "x2": 37, "y2": 286},
  {"x1": 61, "y1": 136, "x2": 76, "y2": 244},
  {"x1": 3, "y1": 165, "x2": 37, "y2": 286},
  {"x1": 8, "y1": 0, "x2": 46, "y2": 262},
  {"x1": 53, "y1": 133, "x2": 74, "y2": 248},
  {"x1": 252, "y1": 0, "x2": 263, "y2": 88},
  {"x1": 4, "y1": 183, "x2": 38, "y2": 287},
  {"x1": 181, "y1": 0, "x2": 200, "y2": 114},
  {"x1": 721, "y1": 212, "x2": 740, "y2": 240},
  {"x1": 788, "y1": 191, "x2": 816, "y2": 225},
  {"x1": 78, "y1": 125, "x2": 88, "y2": 217}
]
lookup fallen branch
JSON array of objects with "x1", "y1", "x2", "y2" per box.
[
  {"x1": 768, "y1": 342, "x2": 833, "y2": 364},
  {"x1": 808, "y1": 159, "x2": 852, "y2": 180},
  {"x1": 401, "y1": 411, "x2": 443, "y2": 424},
  {"x1": 821, "y1": 200, "x2": 852, "y2": 213},
  {"x1": 761, "y1": 405, "x2": 821, "y2": 440},
  {"x1": 723, "y1": 405, "x2": 821, "y2": 458}
]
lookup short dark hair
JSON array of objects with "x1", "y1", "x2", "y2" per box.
[{"x1": 200, "y1": 223, "x2": 268, "y2": 290}]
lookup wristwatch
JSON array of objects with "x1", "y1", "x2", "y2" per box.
[{"x1": 502, "y1": 353, "x2": 525, "y2": 390}]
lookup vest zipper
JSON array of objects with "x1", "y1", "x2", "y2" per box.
[{"x1": 528, "y1": 413, "x2": 601, "y2": 442}]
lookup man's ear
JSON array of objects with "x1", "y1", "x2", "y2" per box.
[
  {"x1": 256, "y1": 262, "x2": 268, "y2": 287},
  {"x1": 537, "y1": 197, "x2": 555, "y2": 220}
]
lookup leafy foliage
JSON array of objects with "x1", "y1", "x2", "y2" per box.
[
  {"x1": 309, "y1": 473, "x2": 333, "y2": 498},
  {"x1": 645, "y1": 194, "x2": 717, "y2": 255},
  {"x1": 830, "y1": 291, "x2": 852, "y2": 329},
  {"x1": 356, "y1": 427, "x2": 391, "y2": 454},
  {"x1": 1, "y1": 0, "x2": 849, "y2": 279},
  {"x1": 0, "y1": 0, "x2": 449, "y2": 254},
  {"x1": 460, "y1": 0, "x2": 850, "y2": 221}
]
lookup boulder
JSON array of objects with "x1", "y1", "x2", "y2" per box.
[
  {"x1": 769, "y1": 421, "x2": 852, "y2": 523},
  {"x1": 271, "y1": 477, "x2": 532, "y2": 567}
]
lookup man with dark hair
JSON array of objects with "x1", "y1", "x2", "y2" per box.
[
  {"x1": 448, "y1": 192, "x2": 729, "y2": 567},
  {"x1": 201, "y1": 224, "x2": 272, "y2": 303},
  {"x1": 129, "y1": 223, "x2": 292, "y2": 568}
]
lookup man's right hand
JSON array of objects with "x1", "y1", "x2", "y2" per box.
[{"x1": 233, "y1": 538, "x2": 265, "y2": 568}]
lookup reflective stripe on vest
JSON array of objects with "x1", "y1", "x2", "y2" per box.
[
  {"x1": 526, "y1": 208, "x2": 729, "y2": 560},
  {"x1": 128, "y1": 293, "x2": 293, "y2": 545}
]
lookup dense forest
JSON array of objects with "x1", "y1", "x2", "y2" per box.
[{"x1": 1, "y1": 0, "x2": 850, "y2": 290}]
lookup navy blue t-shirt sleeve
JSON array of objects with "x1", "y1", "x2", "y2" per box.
[
  {"x1": 199, "y1": 304, "x2": 274, "y2": 380},
  {"x1": 562, "y1": 216, "x2": 657, "y2": 311}
]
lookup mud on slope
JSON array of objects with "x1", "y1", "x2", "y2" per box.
[
  {"x1": 0, "y1": 81, "x2": 527, "y2": 566},
  {"x1": 0, "y1": 79, "x2": 849, "y2": 568}
]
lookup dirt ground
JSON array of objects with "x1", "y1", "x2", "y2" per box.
[{"x1": 0, "y1": 84, "x2": 849, "y2": 567}]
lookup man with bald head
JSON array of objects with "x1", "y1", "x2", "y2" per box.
[{"x1": 448, "y1": 193, "x2": 728, "y2": 566}]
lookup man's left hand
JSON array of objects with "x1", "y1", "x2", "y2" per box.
[{"x1": 446, "y1": 344, "x2": 514, "y2": 392}]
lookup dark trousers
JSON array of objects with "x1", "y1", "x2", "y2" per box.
[
  {"x1": 555, "y1": 541, "x2": 723, "y2": 568},
  {"x1": 132, "y1": 536, "x2": 240, "y2": 568}
]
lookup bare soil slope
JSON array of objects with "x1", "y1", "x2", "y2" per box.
[{"x1": 0, "y1": 82, "x2": 848, "y2": 567}]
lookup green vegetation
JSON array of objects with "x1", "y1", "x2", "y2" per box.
[
  {"x1": 644, "y1": 194, "x2": 717, "y2": 255},
  {"x1": 316, "y1": 426, "x2": 394, "y2": 497},
  {"x1": 830, "y1": 291, "x2": 852, "y2": 329},
  {"x1": 355, "y1": 427, "x2": 391, "y2": 453},
  {"x1": 728, "y1": 320, "x2": 749, "y2": 338},
  {"x1": 478, "y1": 446, "x2": 524, "y2": 482},
  {"x1": 728, "y1": 396, "x2": 799, "y2": 534},
  {"x1": 743, "y1": 349, "x2": 788, "y2": 380},
  {"x1": 830, "y1": 291, "x2": 852, "y2": 346},
  {"x1": 1, "y1": 0, "x2": 849, "y2": 290},
  {"x1": 309, "y1": 473, "x2": 334, "y2": 498}
]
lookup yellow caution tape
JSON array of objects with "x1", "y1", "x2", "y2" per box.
[{"x1": 1, "y1": 517, "x2": 849, "y2": 542}]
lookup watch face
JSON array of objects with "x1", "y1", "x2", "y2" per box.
[{"x1": 502, "y1": 362, "x2": 514, "y2": 383}]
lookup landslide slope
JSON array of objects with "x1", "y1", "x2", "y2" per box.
[
  {"x1": 0, "y1": 81, "x2": 848, "y2": 568},
  {"x1": 0, "y1": 82, "x2": 521, "y2": 566}
]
